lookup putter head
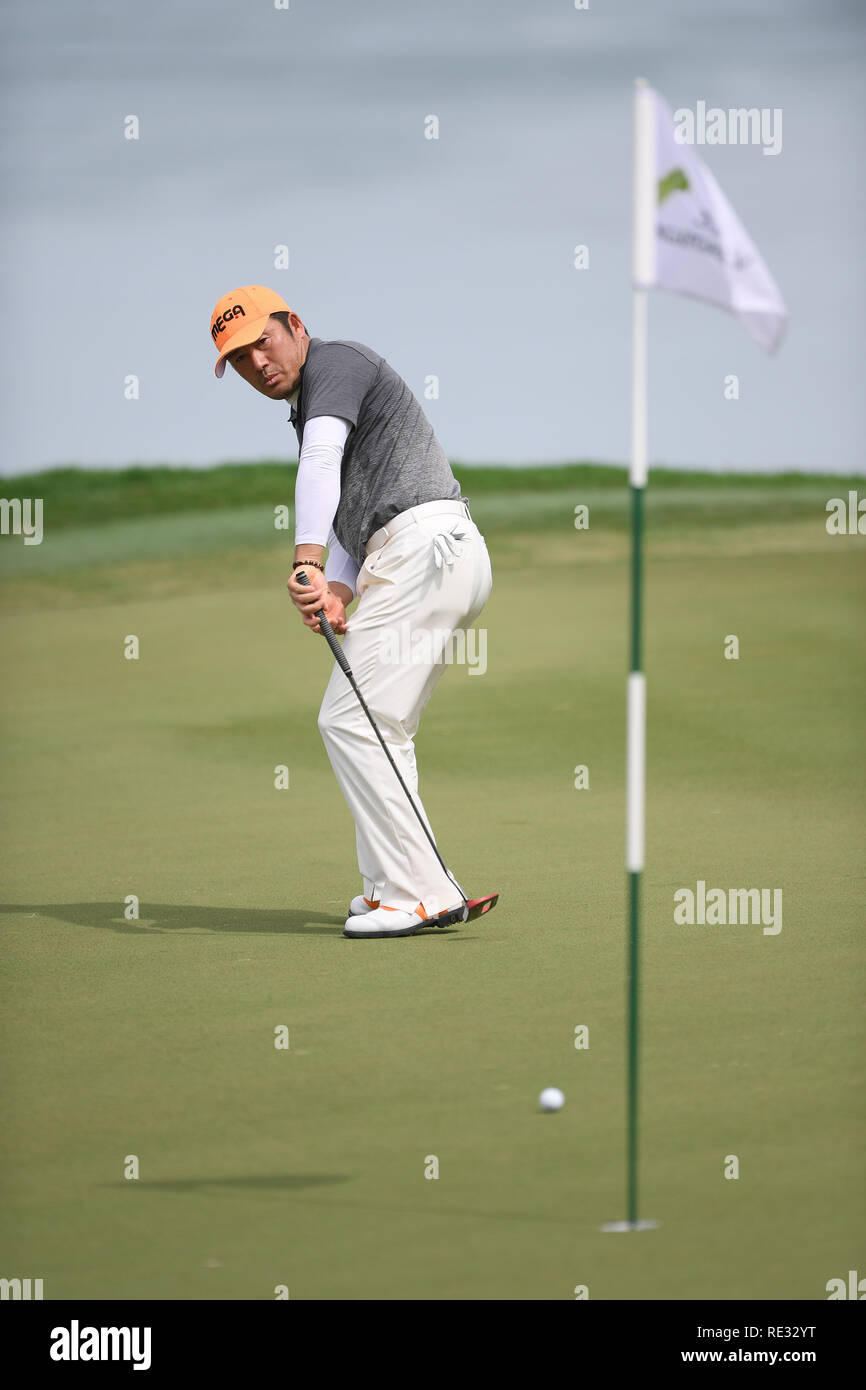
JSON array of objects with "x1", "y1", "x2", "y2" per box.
[
  {"x1": 466, "y1": 893, "x2": 498, "y2": 919},
  {"x1": 425, "y1": 893, "x2": 499, "y2": 930}
]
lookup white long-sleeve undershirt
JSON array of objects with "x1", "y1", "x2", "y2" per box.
[
  {"x1": 324, "y1": 524, "x2": 360, "y2": 595},
  {"x1": 294, "y1": 414, "x2": 360, "y2": 597}
]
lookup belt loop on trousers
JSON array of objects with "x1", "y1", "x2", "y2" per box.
[{"x1": 364, "y1": 497, "x2": 473, "y2": 557}]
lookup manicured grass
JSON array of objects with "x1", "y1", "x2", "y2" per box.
[
  {"x1": 2, "y1": 459, "x2": 863, "y2": 532},
  {"x1": 0, "y1": 476, "x2": 863, "y2": 1299}
]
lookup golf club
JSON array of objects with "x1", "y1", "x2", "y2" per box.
[{"x1": 295, "y1": 568, "x2": 498, "y2": 928}]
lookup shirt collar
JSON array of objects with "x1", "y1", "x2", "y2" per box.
[{"x1": 288, "y1": 338, "x2": 316, "y2": 423}]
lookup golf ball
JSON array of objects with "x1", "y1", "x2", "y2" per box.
[{"x1": 539, "y1": 1087, "x2": 565, "y2": 1112}]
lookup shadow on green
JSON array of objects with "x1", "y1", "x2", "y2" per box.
[
  {"x1": 107, "y1": 1175, "x2": 352, "y2": 1193},
  {"x1": 0, "y1": 902, "x2": 467, "y2": 938}
]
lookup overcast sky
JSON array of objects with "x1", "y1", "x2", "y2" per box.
[{"x1": 1, "y1": 0, "x2": 863, "y2": 475}]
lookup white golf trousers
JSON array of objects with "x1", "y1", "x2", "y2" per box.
[{"x1": 317, "y1": 499, "x2": 493, "y2": 917}]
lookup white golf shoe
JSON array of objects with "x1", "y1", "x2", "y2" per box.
[
  {"x1": 347, "y1": 894, "x2": 381, "y2": 917},
  {"x1": 343, "y1": 902, "x2": 430, "y2": 938}
]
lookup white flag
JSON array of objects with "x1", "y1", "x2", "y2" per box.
[{"x1": 641, "y1": 87, "x2": 787, "y2": 354}]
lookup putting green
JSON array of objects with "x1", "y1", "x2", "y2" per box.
[{"x1": 0, "y1": 470, "x2": 863, "y2": 1300}]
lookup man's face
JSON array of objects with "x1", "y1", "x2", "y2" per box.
[{"x1": 227, "y1": 315, "x2": 308, "y2": 399}]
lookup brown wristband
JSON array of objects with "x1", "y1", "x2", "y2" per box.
[{"x1": 292, "y1": 560, "x2": 325, "y2": 572}]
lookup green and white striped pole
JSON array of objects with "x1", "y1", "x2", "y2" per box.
[{"x1": 603, "y1": 77, "x2": 658, "y2": 1234}]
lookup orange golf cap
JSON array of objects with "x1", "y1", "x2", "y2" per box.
[{"x1": 210, "y1": 285, "x2": 292, "y2": 378}]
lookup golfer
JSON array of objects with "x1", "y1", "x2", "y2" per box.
[{"x1": 211, "y1": 286, "x2": 493, "y2": 938}]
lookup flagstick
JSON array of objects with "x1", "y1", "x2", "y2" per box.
[
  {"x1": 626, "y1": 292, "x2": 647, "y2": 1231},
  {"x1": 603, "y1": 78, "x2": 658, "y2": 1235}
]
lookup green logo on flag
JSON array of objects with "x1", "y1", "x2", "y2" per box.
[{"x1": 658, "y1": 168, "x2": 689, "y2": 204}]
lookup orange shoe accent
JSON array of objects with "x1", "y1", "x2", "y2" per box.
[
  {"x1": 381, "y1": 902, "x2": 427, "y2": 918},
  {"x1": 363, "y1": 896, "x2": 380, "y2": 908}
]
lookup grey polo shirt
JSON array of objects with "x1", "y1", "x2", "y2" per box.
[{"x1": 290, "y1": 337, "x2": 461, "y2": 569}]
